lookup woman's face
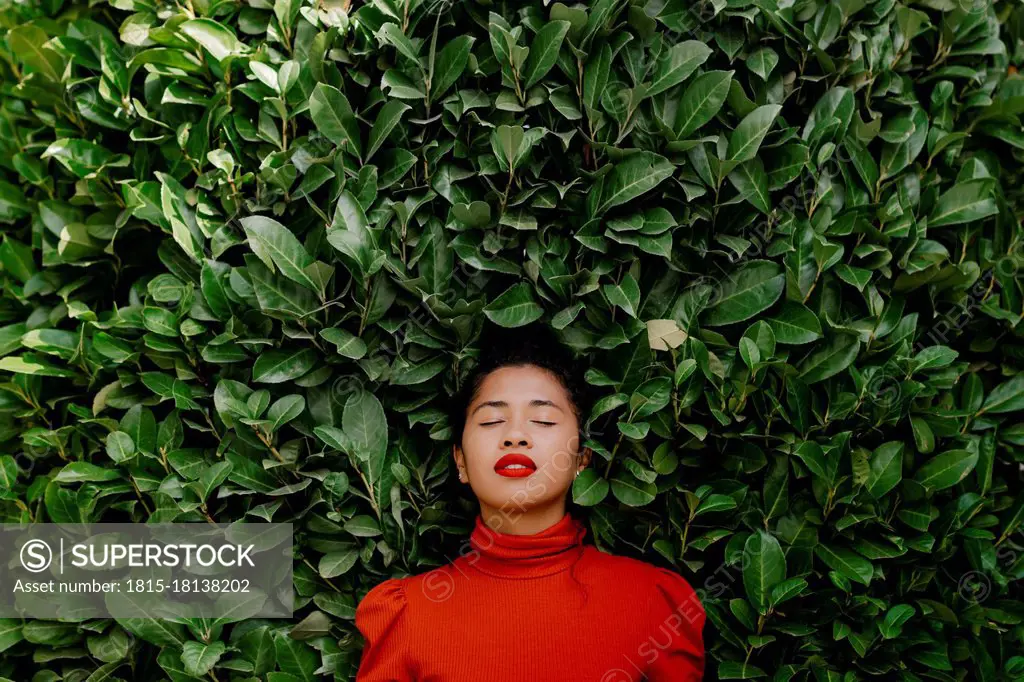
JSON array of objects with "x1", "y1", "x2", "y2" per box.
[{"x1": 453, "y1": 364, "x2": 591, "y2": 522}]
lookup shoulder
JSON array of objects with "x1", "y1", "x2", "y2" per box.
[
  {"x1": 580, "y1": 548, "x2": 705, "y2": 620},
  {"x1": 576, "y1": 545, "x2": 676, "y2": 582},
  {"x1": 637, "y1": 564, "x2": 706, "y2": 680},
  {"x1": 355, "y1": 577, "x2": 409, "y2": 637},
  {"x1": 648, "y1": 565, "x2": 705, "y2": 626},
  {"x1": 353, "y1": 577, "x2": 417, "y2": 679},
  {"x1": 360, "y1": 575, "x2": 409, "y2": 604}
]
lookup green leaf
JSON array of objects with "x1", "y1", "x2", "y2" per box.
[
  {"x1": 879, "y1": 604, "x2": 916, "y2": 639},
  {"x1": 694, "y1": 493, "x2": 738, "y2": 516},
  {"x1": 769, "y1": 577, "x2": 808, "y2": 607},
  {"x1": 572, "y1": 468, "x2": 609, "y2": 506},
  {"x1": 980, "y1": 373, "x2": 1024, "y2": 414},
  {"x1": 327, "y1": 191, "x2": 380, "y2": 281},
  {"x1": 0, "y1": 237, "x2": 36, "y2": 283},
  {"x1": 927, "y1": 179, "x2": 998, "y2": 228},
  {"x1": 702, "y1": 260, "x2": 785, "y2": 326},
  {"x1": 180, "y1": 19, "x2": 246, "y2": 64},
  {"x1": 603, "y1": 272, "x2": 641, "y2": 318},
  {"x1": 793, "y1": 441, "x2": 831, "y2": 484},
  {"x1": 743, "y1": 530, "x2": 786, "y2": 614},
  {"x1": 344, "y1": 389, "x2": 388, "y2": 464},
  {"x1": 865, "y1": 441, "x2": 903, "y2": 499},
  {"x1": 646, "y1": 40, "x2": 712, "y2": 97},
  {"x1": 273, "y1": 631, "x2": 318, "y2": 681},
  {"x1": 21, "y1": 328, "x2": 79, "y2": 359},
  {"x1": 913, "y1": 449, "x2": 979, "y2": 491},
  {"x1": 142, "y1": 307, "x2": 179, "y2": 337},
  {"x1": 106, "y1": 431, "x2": 136, "y2": 463},
  {"x1": 0, "y1": 355, "x2": 77, "y2": 377},
  {"x1": 267, "y1": 395, "x2": 305, "y2": 431},
  {"x1": 609, "y1": 470, "x2": 657, "y2": 506},
  {"x1": 594, "y1": 152, "x2": 675, "y2": 216},
  {"x1": 319, "y1": 550, "x2": 359, "y2": 579},
  {"x1": 381, "y1": 68, "x2": 425, "y2": 99},
  {"x1": 252, "y1": 348, "x2": 317, "y2": 383},
  {"x1": 44, "y1": 481, "x2": 82, "y2": 523},
  {"x1": 718, "y1": 661, "x2": 767, "y2": 679},
  {"x1": 366, "y1": 100, "x2": 411, "y2": 162},
  {"x1": 727, "y1": 104, "x2": 783, "y2": 162},
  {"x1": 815, "y1": 544, "x2": 873, "y2": 586},
  {"x1": 180, "y1": 641, "x2": 225, "y2": 677},
  {"x1": 727, "y1": 157, "x2": 770, "y2": 214},
  {"x1": 798, "y1": 334, "x2": 860, "y2": 384},
  {"x1": 746, "y1": 47, "x2": 779, "y2": 81},
  {"x1": 630, "y1": 377, "x2": 671, "y2": 418},
  {"x1": 431, "y1": 35, "x2": 474, "y2": 100},
  {"x1": 764, "y1": 302, "x2": 822, "y2": 344},
  {"x1": 522, "y1": 21, "x2": 570, "y2": 89},
  {"x1": 483, "y1": 282, "x2": 544, "y2": 327},
  {"x1": 8, "y1": 25, "x2": 64, "y2": 82},
  {"x1": 490, "y1": 124, "x2": 525, "y2": 172},
  {"x1": 379, "y1": 22, "x2": 421, "y2": 64},
  {"x1": 197, "y1": 460, "x2": 232, "y2": 501},
  {"x1": 319, "y1": 328, "x2": 368, "y2": 359},
  {"x1": 309, "y1": 83, "x2": 363, "y2": 161},
  {"x1": 345, "y1": 514, "x2": 382, "y2": 537},
  {"x1": 240, "y1": 215, "x2": 319, "y2": 295},
  {"x1": 55, "y1": 462, "x2": 123, "y2": 483}
]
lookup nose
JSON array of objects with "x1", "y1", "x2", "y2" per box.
[{"x1": 502, "y1": 421, "x2": 531, "y2": 448}]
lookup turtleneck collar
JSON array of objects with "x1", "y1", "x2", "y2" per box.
[{"x1": 466, "y1": 511, "x2": 588, "y2": 579}]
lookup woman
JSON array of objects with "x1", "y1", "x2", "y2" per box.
[{"x1": 354, "y1": 321, "x2": 706, "y2": 681}]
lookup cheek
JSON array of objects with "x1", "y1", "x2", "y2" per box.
[
  {"x1": 545, "y1": 423, "x2": 573, "y2": 443},
  {"x1": 461, "y1": 427, "x2": 494, "y2": 462},
  {"x1": 536, "y1": 424, "x2": 581, "y2": 458}
]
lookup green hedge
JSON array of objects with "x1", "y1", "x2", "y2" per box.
[{"x1": 1, "y1": 0, "x2": 1024, "y2": 679}]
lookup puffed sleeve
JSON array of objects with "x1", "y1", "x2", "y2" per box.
[
  {"x1": 354, "y1": 577, "x2": 414, "y2": 681},
  {"x1": 644, "y1": 567, "x2": 706, "y2": 682}
]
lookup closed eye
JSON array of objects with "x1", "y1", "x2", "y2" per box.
[{"x1": 480, "y1": 421, "x2": 557, "y2": 426}]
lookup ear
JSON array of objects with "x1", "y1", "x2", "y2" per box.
[
  {"x1": 579, "y1": 446, "x2": 593, "y2": 469},
  {"x1": 452, "y1": 443, "x2": 464, "y2": 469}
]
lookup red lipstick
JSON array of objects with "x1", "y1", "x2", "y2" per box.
[{"x1": 494, "y1": 453, "x2": 537, "y2": 478}]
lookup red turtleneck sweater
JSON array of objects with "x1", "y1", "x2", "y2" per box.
[{"x1": 354, "y1": 511, "x2": 705, "y2": 681}]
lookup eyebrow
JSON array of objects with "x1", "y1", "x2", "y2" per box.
[{"x1": 470, "y1": 400, "x2": 565, "y2": 416}]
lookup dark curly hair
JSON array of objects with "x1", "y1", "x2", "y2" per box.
[{"x1": 448, "y1": 320, "x2": 595, "y2": 450}]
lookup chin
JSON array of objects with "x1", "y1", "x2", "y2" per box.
[{"x1": 482, "y1": 491, "x2": 567, "y2": 510}]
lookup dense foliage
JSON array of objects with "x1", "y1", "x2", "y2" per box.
[{"x1": 1, "y1": 0, "x2": 1024, "y2": 679}]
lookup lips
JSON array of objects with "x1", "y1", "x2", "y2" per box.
[{"x1": 494, "y1": 453, "x2": 537, "y2": 478}]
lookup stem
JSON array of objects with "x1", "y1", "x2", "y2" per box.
[
  {"x1": 802, "y1": 268, "x2": 822, "y2": 303},
  {"x1": 203, "y1": 411, "x2": 221, "y2": 441},
  {"x1": 253, "y1": 427, "x2": 286, "y2": 463},
  {"x1": 129, "y1": 478, "x2": 153, "y2": 516},
  {"x1": 303, "y1": 558, "x2": 341, "y2": 591},
  {"x1": 500, "y1": 166, "x2": 514, "y2": 213},
  {"x1": 359, "y1": 275, "x2": 376, "y2": 337},
  {"x1": 200, "y1": 505, "x2": 218, "y2": 525},
  {"x1": 356, "y1": 463, "x2": 380, "y2": 519},
  {"x1": 603, "y1": 433, "x2": 625, "y2": 478}
]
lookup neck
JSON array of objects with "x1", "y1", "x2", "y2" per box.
[
  {"x1": 478, "y1": 499, "x2": 567, "y2": 536},
  {"x1": 466, "y1": 507, "x2": 587, "y2": 579}
]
